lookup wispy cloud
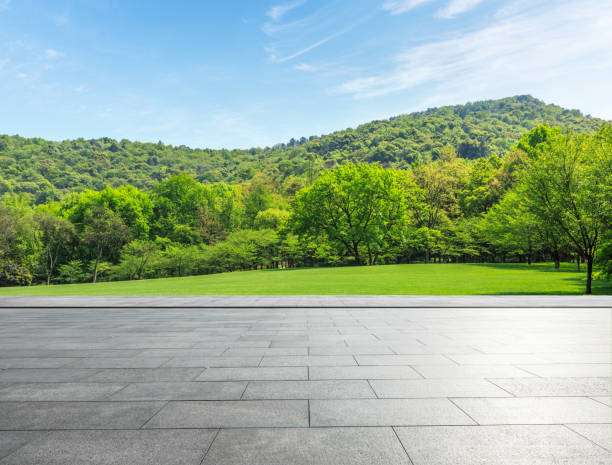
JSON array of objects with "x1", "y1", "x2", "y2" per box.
[
  {"x1": 45, "y1": 49, "x2": 63, "y2": 59},
  {"x1": 267, "y1": 0, "x2": 306, "y2": 22},
  {"x1": 382, "y1": 0, "x2": 433, "y2": 15},
  {"x1": 293, "y1": 63, "x2": 317, "y2": 72},
  {"x1": 436, "y1": 0, "x2": 484, "y2": 19},
  {"x1": 336, "y1": 1, "x2": 612, "y2": 99},
  {"x1": 0, "y1": 0, "x2": 10, "y2": 12},
  {"x1": 267, "y1": 10, "x2": 374, "y2": 64}
]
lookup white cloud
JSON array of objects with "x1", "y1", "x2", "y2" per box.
[
  {"x1": 382, "y1": 0, "x2": 433, "y2": 15},
  {"x1": 436, "y1": 0, "x2": 484, "y2": 19},
  {"x1": 45, "y1": 49, "x2": 63, "y2": 59},
  {"x1": 15, "y1": 73, "x2": 27, "y2": 79},
  {"x1": 293, "y1": 63, "x2": 317, "y2": 71},
  {"x1": 336, "y1": 0, "x2": 612, "y2": 102},
  {"x1": 0, "y1": 0, "x2": 10, "y2": 12},
  {"x1": 267, "y1": 0, "x2": 306, "y2": 22}
]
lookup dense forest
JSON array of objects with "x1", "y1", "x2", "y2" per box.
[
  {"x1": 0, "y1": 95, "x2": 605, "y2": 203},
  {"x1": 0, "y1": 96, "x2": 610, "y2": 293}
]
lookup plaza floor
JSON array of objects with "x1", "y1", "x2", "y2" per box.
[{"x1": 0, "y1": 297, "x2": 610, "y2": 464}]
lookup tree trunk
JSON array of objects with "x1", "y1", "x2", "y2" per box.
[
  {"x1": 576, "y1": 254, "x2": 581, "y2": 271},
  {"x1": 93, "y1": 249, "x2": 100, "y2": 283},
  {"x1": 586, "y1": 257, "x2": 593, "y2": 295},
  {"x1": 425, "y1": 248, "x2": 430, "y2": 264},
  {"x1": 553, "y1": 249, "x2": 560, "y2": 269}
]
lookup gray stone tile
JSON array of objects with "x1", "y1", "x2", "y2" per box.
[
  {"x1": 310, "y1": 399, "x2": 475, "y2": 426},
  {"x1": 567, "y1": 424, "x2": 612, "y2": 452},
  {"x1": 395, "y1": 425, "x2": 612, "y2": 464},
  {"x1": 137, "y1": 348, "x2": 226, "y2": 358},
  {"x1": 453, "y1": 397, "x2": 612, "y2": 424},
  {"x1": 109, "y1": 381, "x2": 247, "y2": 400},
  {"x1": 84, "y1": 368, "x2": 204, "y2": 382},
  {"x1": 370, "y1": 379, "x2": 511, "y2": 398},
  {"x1": 0, "y1": 429, "x2": 217, "y2": 465},
  {"x1": 243, "y1": 380, "x2": 375, "y2": 399},
  {"x1": 144, "y1": 400, "x2": 308, "y2": 428},
  {"x1": 0, "y1": 358, "x2": 77, "y2": 369},
  {"x1": 0, "y1": 432, "x2": 45, "y2": 461},
  {"x1": 489, "y1": 377, "x2": 611, "y2": 397},
  {"x1": 310, "y1": 366, "x2": 422, "y2": 380},
  {"x1": 47, "y1": 349, "x2": 145, "y2": 358},
  {"x1": 591, "y1": 396, "x2": 612, "y2": 406},
  {"x1": 162, "y1": 356, "x2": 262, "y2": 367},
  {"x1": 260, "y1": 355, "x2": 356, "y2": 366},
  {"x1": 517, "y1": 364, "x2": 612, "y2": 377},
  {"x1": 413, "y1": 364, "x2": 535, "y2": 379},
  {"x1": 356, "y1": 355, "x2": 453, "y2": 365},
  {"x1": 65, "y1": 357, "x2": 170, "y2": 368},
  {"x1": 308, "y1": 346, "x2": 395, "y2": 355},
  {"x1": 0, "y1": 401, "x2": 166, "y2": 430},
  {"x1": 539, "y1": 352, "x2": 612, "y2": 363},
  {"x1": 0, "y1": 368, "x2": 99, "y2": 383},
  {"x1": 223, "y1": 348, "x2": 307, "y2": 356},
  {"x1": 446, "y1": 353, "x2": 550, "y2": 365},
  {"x1": 201, "y1": 427, "x2": 411, "y2": 465},
  {"x1": 196, "y1": 367, "x2": 307, "y2": 381},
  {"x1": 0, "y1": 383, "x2": 125, "y2": 401}
]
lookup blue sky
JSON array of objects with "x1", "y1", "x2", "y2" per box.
[{"x1": 1, "y1": 0, "x2": 610, "y2": 148}]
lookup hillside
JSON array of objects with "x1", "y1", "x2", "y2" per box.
[{"x1": 0, "y1": 95, "x2": 605, "y2": 203}]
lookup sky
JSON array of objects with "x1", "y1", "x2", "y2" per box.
[{"x1": 0, "y1": 0, "x2": 611, "y2": 148}]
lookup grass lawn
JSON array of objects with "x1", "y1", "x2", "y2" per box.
[{"x1": 0, "y1": 263, "x2": 610, "y2": 296}]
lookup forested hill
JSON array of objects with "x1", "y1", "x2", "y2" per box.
[{"x1": 0, "y1": 95, "x2": 606, "y2": 203}]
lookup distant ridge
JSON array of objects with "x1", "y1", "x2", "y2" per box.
[{"x1": 0, "y1": 95, "x2": 606, "y2": 203}]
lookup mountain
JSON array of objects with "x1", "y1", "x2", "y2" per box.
[{"x1": 0, "y1": 95, "x2": 606, "y2": 203}]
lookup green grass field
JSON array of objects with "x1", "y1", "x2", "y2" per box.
[{"x1": 0, "y1": 263, "x2": 610, "y2": 296}]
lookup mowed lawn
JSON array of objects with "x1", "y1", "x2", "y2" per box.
[{"x1": 0, "y1": 263, "x2": 610, "y2": 295}]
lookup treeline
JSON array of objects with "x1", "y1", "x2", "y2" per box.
[
  {"x1": 0, "y1": 96, "x2": 604, "y2": 203},
  {"x1": 1, "y1": 124, "x2": 610, "y2": 293}
]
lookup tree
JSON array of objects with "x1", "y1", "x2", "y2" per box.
[
  {"x1": 33, "y1": 210, "x2": 75, "y2": 285},
  {"x1": 120, "y1": 240, "x2": 158, "y2": 280},
  {"x1": 244, "y1": 183, "x2": 273, "y2": 227},
  {"x1": 290, "y1": 163, "x2": 415, "y2": 265},
  {"x1": 82, "y1": 206, "x2": 132, "y2": 282},
  {"x1": 519, "y1": 125, "x2": 612, "y2": 293}
]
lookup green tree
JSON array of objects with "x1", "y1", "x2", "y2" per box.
[
  {"x1": 519, "y1": 125, "x2": 612, "y2": 293},
  {"x1": 82, "y1": 206, "x2": 132, "y2": 283},
  {"x1": 291, "y1": 163, "x2": 415, "y2": 265},
  {"x1": 33, "y1": 210, "x2": 75, "y2": 285},
  {"x1": 119, "y1": 240, "x2": 158, "y2": 280}
]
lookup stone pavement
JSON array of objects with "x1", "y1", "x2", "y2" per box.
[{"x1": 0, "y1": 301, "x2": 610, "y2": 464}]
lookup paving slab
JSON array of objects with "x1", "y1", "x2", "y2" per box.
[
  {"x1": 0, "y1": 369, "x2": 99, "y2": 383},
  {"x1": 201, "y1": 427, "x2": 412, "y2": 465},
  {"x1": 452, "y1": 397, "x2": 612, "y2": 424},
  {"x1": 395, "y1": 425, "x2": 612, "y2": 464},
  {"x1": 489, "y1": 377, "x2": 611, "y2": 397},
  {"x1": 109, "y1": 381, "x2": 247, "y2": 400},
  {"x1": 370, "y1": 379, "x2": 511, "y2": 398},
  {"x1": 0, "y1": 429, "x2": 217, "y2": 465},
  {"x1": 0, "y1": 401, "x2": 166, "y2": 430},
  {"x1": 310, "y1": 365, "x2": 422, "y2": 380},
  {"x1": 0, "y1": 432, "x2": 46, "y2": 461},
  {"x1": 566, "y1": 423, "x2": 612, "y2": 452},
  {"x1": 196, "y1": 367, "x2": 307, "y2": 381},
  {"x1": 144, "y1": 400, "x2": 308, "y2": 428},
  {"x1": 83, "y1": 368, "x2": 204, "y2": 383},
  {"x1": 243, "y1": 380, "x2": 376, "y2": 399},
  {"x1": 0, "y1": 383, "x2": 126, "y2": 401},
  {"x1": 310, "y1": 398, "x2": 475, "y2": 426}
]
